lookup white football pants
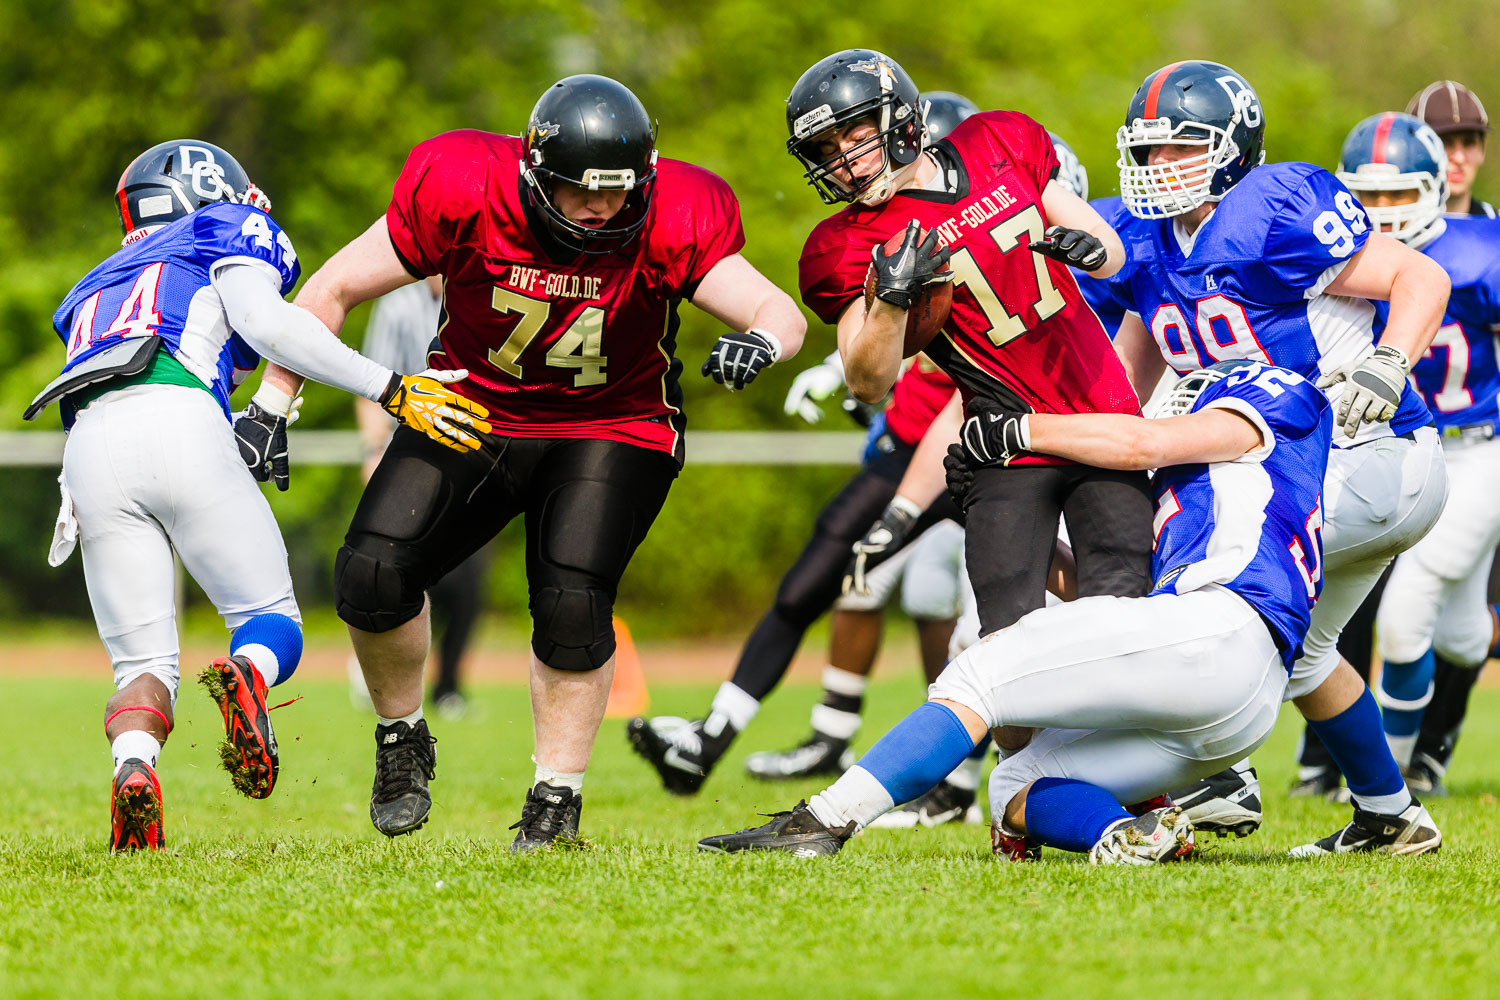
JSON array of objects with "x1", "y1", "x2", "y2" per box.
[
  {"x1": 927, "y1": 586, "x2": 1287, "y2": 813},
  {"x1": 1377, "y1": 434, "x2": 1500, "y2": 667},
  {"x1": 835, "y1": 519, "x2": 964, "y2": 620},
  {"x1": 1285, "y1": 426, "x2": 1447, "y2": 699},
  {"x1": 61, "y1": 384, "x2": 300, "y2": 702}
]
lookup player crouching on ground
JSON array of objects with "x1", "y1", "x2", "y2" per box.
[
  {"x1": 27, "y1": 140, "x2": 488, "y2": 851},
  {"x1": 700, "y1": 360, "x2": 1335, "y2": 864}
]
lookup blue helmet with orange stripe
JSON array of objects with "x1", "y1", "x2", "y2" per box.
[
  {"x1": 1337, "y1": 112, "x2": 1448, "y2": 246},
  {"x1": 1116, "y1": 61, "x2": 1266, "y2": 219}
]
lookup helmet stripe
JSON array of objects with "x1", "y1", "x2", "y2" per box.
[
  {"x1": 116, "y1": 188, "x2": 133, "y2": 232},
  {"x1": 1143, "y1": 61, "x2": 1186, "y2": 120},
  {"x1": 1371, "y1": 112, "x2": 1396, "y2": 164}
]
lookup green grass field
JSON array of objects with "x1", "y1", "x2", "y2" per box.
[{"x1": 3, "y1": 667, "x2": 1499, "y2": 999}]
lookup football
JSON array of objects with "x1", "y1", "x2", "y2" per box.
[{"x1": 864, "y1": 227, "x2": 954, "y2": 357}]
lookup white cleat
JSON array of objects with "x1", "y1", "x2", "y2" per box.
[
  {"x1": 1288, "y1": 802, "x2": 1442, "y2": 858},
  {"x1": 1088, "y1": 807, "x2": 1195, "y2": 866}
]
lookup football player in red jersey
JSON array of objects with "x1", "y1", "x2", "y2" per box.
[
  {"x1": 251, "y1": 75, "x2": 805, "y2": 847},
  {"x1": 789, "y1": 50, "x2": 1154, "y2": 649}
]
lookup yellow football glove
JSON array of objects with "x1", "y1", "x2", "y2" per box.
[{"x1": 379, "y1": 369, "x2": 492, "y2": 452}]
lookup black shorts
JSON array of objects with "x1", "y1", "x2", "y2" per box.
[
  {"x1": 965, "y1": 463, "x2": 1154, "y2": 635},
  {"x1": 336, "y1": 427, "x2": 678, "y2": 637}
]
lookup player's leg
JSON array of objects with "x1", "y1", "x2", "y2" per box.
[
  {"x1": 335, "y1": 426, "x2": 521, "y2": 836},
  {"x1": 513, "y1": 438, "x2": 677, "y2": 848},
  {"x1": 1408, "y1": 562, "x2": 1497, "y2": 792},
  {"x1": 426, "y1": 546, "x2": 490, "y2": 717},
  {"x1": 1057, "y1": 467, "x2": 1155, "y2": 601}
]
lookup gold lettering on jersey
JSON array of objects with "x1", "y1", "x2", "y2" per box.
[
  {"x1": 955, "y1": 184, "x2": 1019, "y2": 235},
  {"x1": 503, "y1": 265, "x2": 602, "y2": 301}
]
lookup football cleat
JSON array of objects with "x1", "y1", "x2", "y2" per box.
[
  {"x1": 744, "y1": 732, "x2": 855, "y2": 780},
  {"x1": 626, "y1": 715, "x2": 734, "y2": 795},
  {"x1": 369, "y1": 719, "x2": 437, "y2": 837},
  {"x1": 1088, "y1": 807, "x2": 1195, "y2": 866},
  {"x1": 1402, "y1": 754, "x2": 1449, "y2": 797},
  {"x1": 991, "y1": 822, "x2": 1041, "y2": 862},
  {"x1": 1170, "y1": 763, "x2": 1262, "y2": 838},
  {"x1": 110, "y1": 759, "x2": 164, "y2": 852},
  {"x1": 198, "y1": 655, "x2": 278, "y2": 799},
  {"x1": 510, "y1": 781, "x2": 584, "y2": 852},
  {"x1": 698, "y1": 800, "x2": 855, "y2": 857},
  {"x1": 1288, "y1": 802, "x2": 1442, "y2": 858},
  {"x1": 1288, "y1": 765, "x2": 1346, "y2": 801},
  {"x1": 867, "y1": 780, "x2": 982, "y2": 829}
]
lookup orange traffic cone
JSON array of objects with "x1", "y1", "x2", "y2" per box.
[{"x1": 605, "y1": 615, "x2": 649, "y2": 718}]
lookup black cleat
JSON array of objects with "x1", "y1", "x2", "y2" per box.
[
  {"x1": 1289, "y1": 801, "x2": 1442, "y2": 857},
  {"x1": 370, "y1": 719, "x2": 436, "y2": 837},
  {"x1": 1288, "y1": 765, "x2": 1347, "y2": 801},
  {"x1": 867, "y1": 780, "x2": 981, "y2": 829},
  {"x1": 1171, "y1": 762, "x2": 1262, "y2": 838},
  {"x1": 626, "y1": 715, "x2": 735, "y2": 795},
  {"x1": 510, "y1": 781, "x2": 583, "y2": 852},
  {"x1": 743, "y1": 731, "x2": 854, "y2": 780},
  {"x1": 698, "y1": 800, "x2": 854, "y2": 857},
  {"x1": 1402, "y1": 754, "x2": 1449, "y2": 797}
]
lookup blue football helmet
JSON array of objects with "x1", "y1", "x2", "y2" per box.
[
  {"x1": 1116, "y1": 60, "x2": 1266, "y2": 219},
  {"x1": 1049, "y1": 131, "x2": 1089, "y2": 200},
  {"x1": 115, "y1": 139, "x2": 268, "y2": 240},
  {"x1": 920, "y1": 91, "x2": 979, "y2": 143},
  {"x1": 1337, "y1": 112, "x2": 1448, "y2": 246}
]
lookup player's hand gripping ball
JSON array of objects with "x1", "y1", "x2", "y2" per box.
[{"x1": 864, "y1": 220, "x2": 954, "y2": 357}]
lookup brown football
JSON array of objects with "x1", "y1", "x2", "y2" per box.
[{"x1": 864, "y1": 227, "x2": 954, "y2": 357}]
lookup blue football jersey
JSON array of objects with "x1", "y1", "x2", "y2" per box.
[
  {"x1": 1073, "y1": 195, "x2": 1132, "y2": 339},
  {"x1": 1109, "y1": 161, "x2": 1431, "y2": 447},
  {"x1": 51, "y1": 202, "x2": 300, "y2": 419},
  {"x1": 1150, "y1": 363, "x2": 1332, "y2": 667},
  {"x1": 1373, "y1": 216, "x2": 1500, "y2": 433}
]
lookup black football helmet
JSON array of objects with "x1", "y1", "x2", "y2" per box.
[
  {"x1": 115, "y1": 139, "x2": 269, "y2": 239},
  {"x1": 521, "y1": 74, "x2": 658, "y2": 254},
  {"x1": 920, "y1": 91, "x2": 979, "y2": 143},
  {"x1": 1116, "y1": 61, "x2": 1266, "y2": 219},
  {"x1": 786, "y1": 49, "x2": 925, "y2": 205}
]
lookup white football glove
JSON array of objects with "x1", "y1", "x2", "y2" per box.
[
  {"x1": 1316, "y1": 345, "x2": 1410, "y2": 440},
  {"x1": 783, "y1": 351, "x2": 846, "y2": 424}
]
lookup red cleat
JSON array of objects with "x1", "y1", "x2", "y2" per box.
[
  {"x1": 991, "y1": 821, "x2": 1041, "y2": 862},
  {"x1": 111, "y1": 760, "x2": 164, "y2": 852},
  {"x1": 1126, "y1": 794, "x2": 1175, "y2": 816},
  {"x1": 198, "y1": 655, "x2": 279, "y2": 799}
]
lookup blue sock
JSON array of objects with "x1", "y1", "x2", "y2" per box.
[
  {"x1": 1308, "y1": 687, "x2": 1405, "y2": 799},
  {"x1": 231, "y1": 613, "x2": 303, "y2": 687},
  {"x1": 1378, "y1": 649, "x2": 1435, "y2": 740},
  {"x1": 1024, "y1": 777, "x2": 1132, "y2": 853},
  {"x1": 857, "y1": 702, "x2": 976, "y2": 805}
]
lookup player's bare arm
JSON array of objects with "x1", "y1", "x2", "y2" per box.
[
  {"x1": 1111, "y1": 310, "x2": 1168, "y2": 405},
  {"x1": 1038, "y1": 179, "x2": 1125, "y2": 278},
  {"x1": 693, "y1": 252, "x2": 806, "y2": 390}
]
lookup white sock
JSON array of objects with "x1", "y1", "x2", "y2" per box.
[
  {"x1": 234, "y1": 643, "x2": 279, "y2": 686},
  {"x1": 1352, "y1": 787, "x2": 1414, "y2": 817},
  {"x1": 709, "y1": 682, "x2": 760, "y2": 732},
  {"x1": 807, "y1": 765, "x2": 895, "y2": 830},
  {"x1": 111, "y1": 731, "x2": 162, "y2": 773},
  {"x1": 1384, "y1": 733, "x2": 1418, "y2": 769},
  {"x1": 533, "y1": 758, "x2": 584, "y2": 792},
  {"x1": 944, "y1": 753, "x2": 982, "y2": 792},
  {"x1": 377, "y1": 706, "x2": 425, "y2": 728}
]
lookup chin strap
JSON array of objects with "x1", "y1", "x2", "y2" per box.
[{"x1": 105, "y1": 705, "x2": 172, "y2": 737}]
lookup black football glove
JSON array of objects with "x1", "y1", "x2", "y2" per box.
[
  {"x1": 871, "y1": 219, "x2": 954, "y2": 311},
  {"x1": 1030, "y1": 225, "x2": 1108, "y2": 272},
  {"x1": 702, "y1": 329, "x2": 780, "y2": 391},
  {"x1": 960, "y1": 396, "x2": 1031, "y2": 467},
  {"x1": 944, "y1": 443, "x2": 975, "y2": 509},
  {"x1": 234, "y1": 401, "x2": 292, "y2": 491},
  {"x1": 842, "y1": 497, "x2": 922, "y2": 596}
]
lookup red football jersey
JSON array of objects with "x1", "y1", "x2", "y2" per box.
[
  {"x1": 885, "y1": 355, "x2": 956, "y2": 447},
  {"x1": 799, "y1": 111, "x2": 1140, "y2": 465},
  {"x1": 386, "y1": 130, "x2": 746, "y2": 460}
]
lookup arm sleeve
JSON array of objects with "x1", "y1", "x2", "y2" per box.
[
  {"x1": 1261, "y1": 169, "x2": 1371, "y2": 301},
  {"x1": 212, "y1": 262, "x2": 394, "y2": 402}
]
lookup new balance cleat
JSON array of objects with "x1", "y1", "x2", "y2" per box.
[
  {"x1": 867, "y1": 779, "x2": 982, "y2": 829},
  {"x1": 1289, "y1": 802, "x2": 1442, "y2": 858},
  {"x1": 991, "y1": 823, "x2": 1041, "y2": 862},
  {"x1": 1402, "y1": 754, "x2": 1449, "y2": 797},
  {"x1": 198, "y1": 655, "x2": 278, "y2": 799},
  {"x1": 510, "y1": 781, "x2": 583, "y2": 852},
  {"x1": 110, "y1": 759, "x2": 164, "y2": 852},
  {"x1": 698, "y1": 801, "x2": 854, "y2": 857},
  {"x1": 626, "y1": 715, "x2": 734, "y2": 796},
  {"x1": 370, "y1": 719, "x2": 436, "y2": 837},
  {"x1": 1171, "y1": 763, "x2": 1261, "y2": 838},
  {"x1": 1288, "y1": 765, "x2": 1346, "y2": 801},
  {"x1": 744, "y1": 731, "x2": 855, "y2": 780},
  {"x1": 1088, "y1": 807, "x2": 1195, "y2": 866}
]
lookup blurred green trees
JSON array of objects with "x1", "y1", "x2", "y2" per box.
[{"x1": 2, "y1": 0, "x2": 1496, "y2": 634}]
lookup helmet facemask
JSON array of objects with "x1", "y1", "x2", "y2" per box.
[
  {"x1": 1149, "y1": 359, "x2": 1259, "y2": 419},
  {"x1": 1338, "y1": 164, "x2": 1447, "y2": 246},
  {"x1": 521, "y1": 152, "x2": 658, "y2": 255},
  {"x1": 788, "y1": 89, "x2": 923, "y2": 206},
  {"x1": 1116, "y1": 117, "x2": 1248, "y2": 219}
]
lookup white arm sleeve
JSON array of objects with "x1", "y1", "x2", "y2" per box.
[{"x1": 212, "y1": 261, "x2": 394, "y2": 402}]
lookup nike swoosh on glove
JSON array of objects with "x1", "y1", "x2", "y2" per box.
[
  {"x1": 380, "y1": 369, "x2": 493, "y2": 452},
  {"x1": 1316, "y1": 345, "x2": 1410, "y2": 439},
  {"x1": 871, "y1": 219, "x2": 954, "y2": 310},
  {"x1": 233, "y1": 391, "x2": 302, "y2": 491}
]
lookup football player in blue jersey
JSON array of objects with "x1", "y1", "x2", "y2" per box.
[
  {"x1": 698, "y1": 360, "x2": 1349, "y2": 864},
  {"x1": 1334, "y1": 113, "x2": 1500, "y2": 793},
  {"x1": 26, "y1": 140, "x2": 488, "y2": 851},
  {"x1": 1097, "y1": 62, "x2": 1450, "y2": 856}
]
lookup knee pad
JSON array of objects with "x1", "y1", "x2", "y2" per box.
[
  {"x1": 334, "y1": 546, "x2": 423, "y2": 634},
  {"x1": 530, "y1": 585, "x2": 615, "y2": 670}
]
